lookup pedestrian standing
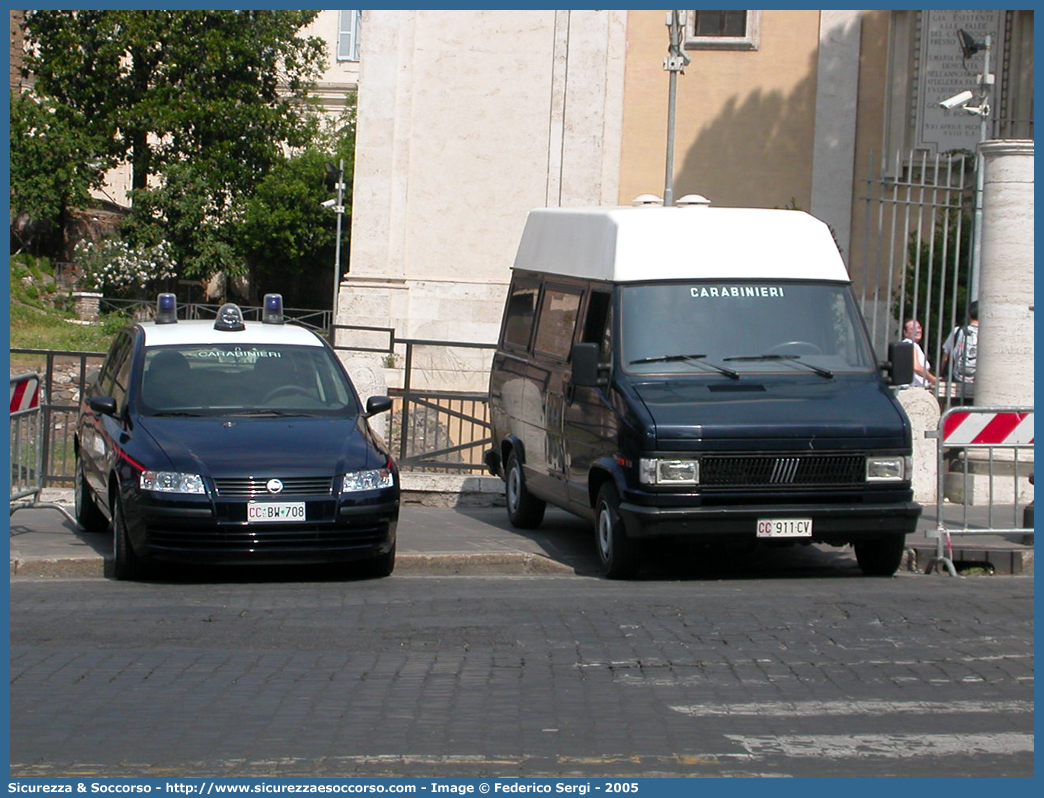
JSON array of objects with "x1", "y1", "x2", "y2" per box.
[{"x1": 902, "y1": 318, "x2": 936, "y2": 389}]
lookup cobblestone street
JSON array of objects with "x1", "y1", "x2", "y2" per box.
[{"x1": 10, "y1": 570, "x2": 1034, "y2": 778}]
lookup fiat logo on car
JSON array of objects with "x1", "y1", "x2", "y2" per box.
[{"x1": 266, "y1": 479, "x2": 284, "y2": 495}]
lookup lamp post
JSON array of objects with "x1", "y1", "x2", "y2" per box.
[
  {"x1": 323, "y1": 159, "x2": 346, "y2": 317},
  {"x1": 663, "y1": 10, "x2": 690, "y2": 207}
]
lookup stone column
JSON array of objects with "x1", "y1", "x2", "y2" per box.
[
  {"x1": 945, "y1": 141, "x2": 1034, "y2": 506},
  {"x1": 975, "y1": 140, "x2": 1034, "y2": 408}
]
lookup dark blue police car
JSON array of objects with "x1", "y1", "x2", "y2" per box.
[{"x1": 75, "y1": 294, "x2": 399, "y2": 580}]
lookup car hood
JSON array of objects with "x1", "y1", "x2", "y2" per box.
[
  {"x1": 631, "y1": 376, "x2": 910, "y2": 451},
  {"x1": 137, "y1": 415, "x2": 380, "y2": 477}
]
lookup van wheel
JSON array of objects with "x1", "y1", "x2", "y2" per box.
[
  {"x1": 74, "y1": 458, "x2": 107, "y2": 533},
  {"x1": 854, "y1": 534, "x2": 906, "y2": 576},
  {"x1": 595, "y1": 484, "x2": 640, "y2": 579},
  {"x1": 505, "y1": 453, "x2": 545, "y2": 529},
  {"x1": 111, "y1": 494, "x2": 144, "y2": 581}
]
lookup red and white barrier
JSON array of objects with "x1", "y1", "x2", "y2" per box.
[
  {"x1": 9, "y1": 376, "x2": 41, "y2": 414},
  {"x1": 943, "y1": 410, "x2": 1034, "y2": 446}
]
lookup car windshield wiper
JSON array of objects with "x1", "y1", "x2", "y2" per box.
[
  {"x1": 629, "y1": 353, "x2": 739, "y2": 380},
  {"x1": 724, "y1": 354, "x2": 834, "y2": 379},
  {"x1": 149, "y1": 410, "x2": 205, "y2": 417}
]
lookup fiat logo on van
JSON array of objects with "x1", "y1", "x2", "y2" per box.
[{"x1": 266, "y1": 479, "x2": 284, "y2": 495}]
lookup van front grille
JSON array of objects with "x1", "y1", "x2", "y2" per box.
[{"x1": 701, "y1": 454, "x2": 864, "y2": 487}]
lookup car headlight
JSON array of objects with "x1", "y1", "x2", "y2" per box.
[
  {"x1": 639, "y1": 458, "x2": 700, "y2": 485},
  {"x1": 342, "y1": 468, "x2": 395, "y2": 493},
  {"x1": 866, "y1": 456, "x2": 908, "y2": 482},
  {"x1": 140, "y1": 470, "x2": 206, "y2": 494}
]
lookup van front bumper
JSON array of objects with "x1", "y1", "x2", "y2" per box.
[{"x1": 618, "y1": 501, "x2": 922, "y2": 543}]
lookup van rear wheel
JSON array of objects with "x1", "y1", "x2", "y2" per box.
[
  {"x1": 505, "y1": 452, "x2": 545, "y2": 529},
  {"x1": 596, "y1": 484, "x2": 640, "y2": 579},
  {"x1": 854, "y1": 534, "x2": 906, "y2": 576}
]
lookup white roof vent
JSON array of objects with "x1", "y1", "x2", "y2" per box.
[
  {"x1": 631, "y1": 194, "x2": 664, "y2": 206},
  {"x1": 676, "y1": 194, "x2": 712, "y2": 207}
]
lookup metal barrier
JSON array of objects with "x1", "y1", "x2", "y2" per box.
[
  {"x1": 330, "y1": 325, "x2": 495, "y2": 473},
  {"x1": 10, "y1": 349, "x2": 107, "y2": 487},
  {"x1": 9, "y1": 372, "x2": 76, "y2": 524},
  {"x1": 926, "y1": 406, "x2": 1034, "y2": 575}
]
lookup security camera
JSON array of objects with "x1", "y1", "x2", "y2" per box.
[
  {"x1": 320, "y1": 198, "x2": 337, "y2": 208},
  {"x1": 940, "y1": 90, "x2": 974, "y2": 110}
]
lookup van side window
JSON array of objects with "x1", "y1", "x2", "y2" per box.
[
  {"x1": 503, "y1": 282, "x2": 539, "y2": 350},
  {"x1": 535, "y1": 286, "x2": 582, "y2": 360}
]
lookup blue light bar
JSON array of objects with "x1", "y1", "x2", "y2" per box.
[
  {"x1": 262, "y1": 293, "x2": 284, "y2": 324},
  {"x1": 155, "y1": 293, "x2": 178, "y2": 325}
]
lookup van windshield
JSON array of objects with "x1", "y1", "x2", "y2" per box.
[{"x1": 620, "y1": 281, "x2": 877, "y2": 376}]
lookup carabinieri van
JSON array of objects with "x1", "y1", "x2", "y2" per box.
[{"x1": 485, "y1": 202, "x2": 920, "y2": 578}]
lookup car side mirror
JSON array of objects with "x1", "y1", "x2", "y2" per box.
[
  {"x1": 571, "y1": 342, "x2": 606, "y2": 388},
  {"x1": 88, "y1": 396, "x2": 118, "y2": 417},
  {"x1": 884, "y1": 342, "x2": 915, "y2": 386},
  {"x1": 365, "y1": 395, "x2": 393, "y2": 417}
]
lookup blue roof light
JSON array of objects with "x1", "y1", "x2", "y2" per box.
[
  {"x1": 155, "y1": 293, "x2": 178, "y2": 325},
  {"x1": 262, "y1": 293, "x2": 285, "y2": 324}
]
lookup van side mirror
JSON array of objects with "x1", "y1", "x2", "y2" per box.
[
  {"x1": 571, "y1": 342, "x2": 605, "y2": 388},
  {"x1": 884, "y1": 342, "x2": 915, "y2": 386},
  {"x1": 365, "y1": 395, "x2": 393, "y2": 417}
]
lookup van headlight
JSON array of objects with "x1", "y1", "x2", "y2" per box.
[
  {"x1": 342, "y1": 468, "x2": 395, "y2": 493},
  {"x1": 866, "y1": 456, "x2": 909, "y2": 482},
  {"x1": 640, "y1": 458, "x2": 699, "y2": 485},
  {"x1": 140, "y1": 471, "x2": 206, "y2": 494}
]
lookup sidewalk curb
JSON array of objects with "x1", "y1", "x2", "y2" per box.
[{"x1": 10, "y1": 552, "x2": 579, "y2": 579}]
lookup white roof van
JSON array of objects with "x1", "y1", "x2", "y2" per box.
[{"x1": 485, "y1": 204, "x2": 920, "y2": 578}]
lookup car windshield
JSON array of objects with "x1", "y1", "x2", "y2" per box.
[
  {"x1": 620, "y1": 281, "x2": 877, "y2": 376},
  {"x1": 138, "y1": 344, "x2": 359, "y2": 416}
]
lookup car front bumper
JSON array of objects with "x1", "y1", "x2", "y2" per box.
[{"x1": 125, "y1": 492, "x2": 399, "y2": 565}]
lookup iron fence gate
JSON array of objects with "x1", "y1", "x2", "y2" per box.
[{"x1": 856, "y1": 149, "x2": 977, "y2": 412}]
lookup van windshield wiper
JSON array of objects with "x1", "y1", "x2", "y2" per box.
[
  {"x1": 629, "y1": 353, "x2": 739, "y2": 380},
  {"x1": 724, "y1": 354, "x2": 834, "y2": 379}
]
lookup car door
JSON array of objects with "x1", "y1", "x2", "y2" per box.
[{"x1": 80, "y1": 330, "x2": 134, "y2": 507}]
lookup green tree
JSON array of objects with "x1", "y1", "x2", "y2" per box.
[
  {"x1": 9, "y1": 91, "x2": 99, "y2": 256},
  {"x1": 233, "y1": 104, "x2": 357, "y2": 308},
  {"x1": 21, "y1": 9, "x2": 327, "y2": 278}
]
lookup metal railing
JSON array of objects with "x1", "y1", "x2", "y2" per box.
[
  {"x1": 99, "y1": 298, "x2": 332, "y2": 331},
  {"x1": 9, "y1": 372, "x2": 76, "y2": 523},
  {"x1": 926, "y1": 405, "x2": 1034, "y2": 576},
  {"x1": 11, "y1": 329, "x2": 497, "y2": 483},
  {"x1": 330, "y1": 325, "x2": 495, "y2": 473}
]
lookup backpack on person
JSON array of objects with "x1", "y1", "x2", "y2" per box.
[{"x1": 952, "y1": 324, "x2": 977, "y2": 382}]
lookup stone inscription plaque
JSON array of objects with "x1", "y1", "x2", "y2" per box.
[{"x1": 915, "y1": 10, "x2": 1004, "y2": 155}]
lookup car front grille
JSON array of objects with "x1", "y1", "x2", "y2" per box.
[
  {"x1": 148, "y1": 523, "x2": 390, "y2": 553},
  {"x1": 213, "y1": 476, "x2": 335, "y2": 497},
  {"x1": 701, "y1": 454, "x2": 865, "y2": 487}
]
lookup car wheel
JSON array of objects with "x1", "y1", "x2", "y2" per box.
[
  {"x1": 854, "y1": 534, "x2": 906, "y2": 576},
  {"x1": 367, "y1": 542, "x2": 396, "y2": 578},
  {"x1": 505, "y1": 452, "x2": 545, "y2": 529},
  {"x1": 111, "y1": 493, "x2": 144, "y2": 581},
  {"x1": 74, "y1": 458, "x2": 107, "y2": 533},
  {"x1": 595, "y1": 483, "x2": 640, "y2": 579}
]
